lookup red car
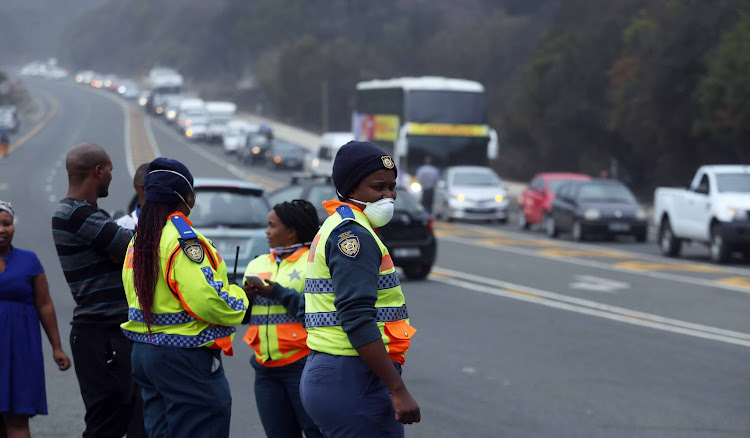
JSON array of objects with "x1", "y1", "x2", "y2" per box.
[{"x1": 518, "y1": 172, "x2": 591, "y2": 229}]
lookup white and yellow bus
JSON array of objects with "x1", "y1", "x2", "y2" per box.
[{"x1": 353, "y1": 76, "x2": 498, "y2": 186}]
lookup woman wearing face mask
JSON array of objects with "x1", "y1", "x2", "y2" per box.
[
  {"x1": 0, "y1": 201, "x2": 71, "y2": 438},
  {"x1": 299, "y1": 141, "x2": 421, "y2": 438},
  {"x1": 241, "y1": 199, "x2": 323, "y2": 438},
  {"x1": 120, "y1": 158, "x2": 249, "y2": 438}
]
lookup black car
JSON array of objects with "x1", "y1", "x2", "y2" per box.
[
  {"x1": 239, "y1": 130, "x2": 273, "y2": 165},
  {"x1": 268, "y1": 174, "x2": 437, "y2": 279},
  {"x1": 266, "y1": 139, "x2": 306, "y2": 170},
  {"x1": 545, "y1": 179, "x2": 648, "y2": 242}
]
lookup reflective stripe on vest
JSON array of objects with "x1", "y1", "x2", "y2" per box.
[
  {"x1": 128, "y1": 308, "x2": 197, "y2": 325},
  {"x1": 304, "y1": 272, "x2": 401, "y2": 293},
  {"x1": 249, "y1": 313, "x2": 303, "y2": 325},
  {"x1": 122, "y1": 325, "x2": 236, "y2": 348},
  {"x1": 305, "y1": 304, "x2": 409, "y2": 327}
]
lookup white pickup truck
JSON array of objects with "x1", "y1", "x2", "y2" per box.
[{"x1": 654, "y1": 165, "x2": 750, "y2": 263}]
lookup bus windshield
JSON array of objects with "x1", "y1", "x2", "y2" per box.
[
  {"x1": 407, "y1": 90, "x2": 487, "y2": 124},
  {"x1": 404, "y1": 135, "x2": 488, "y2": 174}
]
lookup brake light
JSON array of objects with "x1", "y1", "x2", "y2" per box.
[{"x1": 427, "y1": 218, "x2": 434, "y2": 233}]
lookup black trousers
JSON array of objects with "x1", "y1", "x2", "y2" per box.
[
  {"x1": 70, "y1": 323, "x2": 146, "y2": 438},
  {"x1": 422, "y1": 188, "x2": 435, "y2": 214}
]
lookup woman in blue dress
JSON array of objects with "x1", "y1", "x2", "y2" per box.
[{"x1": 0, "y1": 201, "x2": 71, "y2": 437}]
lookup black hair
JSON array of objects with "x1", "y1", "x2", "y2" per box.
[{"x1": 273, "y1": 199, "x2": 320, "y2": 244}]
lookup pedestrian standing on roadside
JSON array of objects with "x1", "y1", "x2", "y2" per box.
[
  {"x1": 242, "y1": 199, "x2": 323, "y2": 438},
  {"x1": 121, "y1": 157, "x2": 249, "y2": 438},
  {"x1": 415, "y1": 155, "x2": 440, "y2": 214},
  {"x1": 116, "y1": 163, "x2": 149, "y2": 230},
  {"x1": 0, "y1": 129, "x2": 9, "y2": 160},
  {"x1": 51, "y1": 143, "x2": 146, "y2": 438},
  {"x1": 300, "y1": 141, "x2": 421, "y2": 437},
  {"x1": 1, "y1": 200, "x2": 72, "y2": 438}
]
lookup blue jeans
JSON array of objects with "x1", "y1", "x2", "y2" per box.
[
  {"x1": 251, "y1": 355, "x2": 323, "y2": 438},
  {"x1": 300, "y1": 351, "x2": 404, "y2": 438},
  {"x1": 131, "y1": 343, "x2": 232, "y2": 438}
]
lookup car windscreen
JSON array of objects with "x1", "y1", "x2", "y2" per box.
[
  {"x1": 451, "y1": 170, "x2": 500, "y2": 186},
  {"x1": 273, "y1": 141, "x2": 304, "y2": 155},
  {"x1": 716, "y1": 173, "x2": 750, "y2": 193},
  {"x1": 395, "y1": 189, "x2": 423, "y2": 212},
  {"x1": 577, "y1": 183, "x2": 636, "y2": 203},
  {"x1": 191, "y1": 188, "x2": 269, "y2": 228}
]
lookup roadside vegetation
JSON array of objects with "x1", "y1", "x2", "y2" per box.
[{"x1": 57, "y1": 0, "x2": 750, "y2": 195}]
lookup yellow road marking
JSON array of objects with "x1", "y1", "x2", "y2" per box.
[
  {"x1": 0, "y1": 183, "x2": 7, "y2": 190},
  {"x1": 9, "y1": 90, "x2": 58, "y2": 153},
  {"x1": 477, "y1": 237, "x2": 560, "y2": 247},
  {"x1": 715, "y1": 277, "x2": 750, "y2": 289},
  {"x1": 129, "y1": 106, "x2": 155, "y2": 166},
  {"x1": 614, "y1": 260, "x2": 726, "y2": 273},
  {"x1": 537, "y1": 248, "x2": 625, "y2": 259}
]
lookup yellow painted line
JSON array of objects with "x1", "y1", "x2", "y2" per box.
[
  {"x1": 614, "y1": 260, "x2": 726, "y2": 273},
  {"x1": 715, "y1": 277, "x2": 750, "y2": 289},
  {"x1": 503, "y1": 287, "x2": 541, "y2": 299},
  {"x1": 0, "y1": 183, "x2": 7, "y2": 190},
  {"x1": 9, "y1": 90, "x2": 58, "y2": 153},
  {"x1": 537, "y1": 248, "x2": 625, "y2": 259}
]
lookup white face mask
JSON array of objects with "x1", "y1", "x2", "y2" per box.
[{"x1": 348, "y1": 197, "x2": 395, "y2": 227}]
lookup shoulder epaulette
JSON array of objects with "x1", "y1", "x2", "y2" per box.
[
  {"x1": 170, "y1": 215, "x2": 197, "y2": 240},
  {"x1": 336, "y1": 205, "x2": 355, "y2": 220}
]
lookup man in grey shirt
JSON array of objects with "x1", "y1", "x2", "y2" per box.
[{"x1": 415, "y1": 156, "x2": 440, "y2": 214}]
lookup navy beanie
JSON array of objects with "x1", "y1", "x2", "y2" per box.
[
  {"x1": 332, "y1": 141, "x2": 397, "y2": 198},
  {"x1": 143, "y1": 157, "x2": 194, "y2": 204}
]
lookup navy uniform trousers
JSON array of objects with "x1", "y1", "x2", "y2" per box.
[
  {"x1": 300, "y1": 351, "x2": 404, "y2": 438},
  {"x1": 131, "y1": 343, "x2": 232, "y2": 438}
]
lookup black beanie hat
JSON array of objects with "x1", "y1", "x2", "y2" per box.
[
  {"x1": 332, "y1": 141, "x2": 397, "y2": 198},
  {"x1": 143, "y1": 157, "x2": 194, "y2": 204}
]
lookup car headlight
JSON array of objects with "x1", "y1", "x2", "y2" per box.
[
  {"x1": 728, "y1": 208, "x2": 748, "y2": 221},
  {"x1": 410, "y1": 181, "x2": 422, "y2": 193},
  {"x1": 456, "y1": 193, "x2": 465, "y2": 202},
  {"x1": 583, "y1": 208, "x2": 601, "y2": 220},
  {"x1": 252, "y1": 146, "x2": 261, "y2": 154},
  {"x1": 166, "y1": 110, "x2": 176, "y2": 119},
  {"x1": 495, "y1": 194, "x2": 504, "y2": 203},
  {"x1": 155, "y1": 106, "x2": 164, "y2": 114},
  {"x1": 636, "y1": 209, "x2": 647, "y2": 220},
  {"x1": 185, "y1": 129, "x2": 193, "y2": 137}
]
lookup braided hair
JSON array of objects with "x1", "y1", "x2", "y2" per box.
[{"x1": 273, "y1": 199, "x2": 320, "y2": 245}]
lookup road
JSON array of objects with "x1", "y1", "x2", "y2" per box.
[{"x1": 3, "y1": 76, "x2": 749, "y2": 438}]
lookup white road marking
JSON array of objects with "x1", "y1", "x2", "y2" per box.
[
  {"x1": 123, "y1": 102, "x2": 134, "y2": 177},
  {"x1": 45, "y1": 184, "x2": 52, "y2": 192},
  {"x1": 430, "y1": 266, "x2": 750, "y2": 348},
  {"x1": 438, "y1": 234, "x2": 750, "y2": 295},
  {"x1": 144, "y1": 114, "x2": 163, "y2": 158},
  {"x1": 569, "y1": 275, "x2": 630, "y2": 293}
]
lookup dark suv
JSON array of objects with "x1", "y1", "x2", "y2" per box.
[{"x1": 267, "y1": 174, "x2": 437, "y2": 280}]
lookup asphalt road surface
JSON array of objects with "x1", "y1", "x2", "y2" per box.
[{"x1": 3, "y1": 76, "x2": 749, "y2": 438}]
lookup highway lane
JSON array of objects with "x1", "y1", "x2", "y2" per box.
[{"x1": 6, "y1": 77, "x2": 750, "y2": 437}]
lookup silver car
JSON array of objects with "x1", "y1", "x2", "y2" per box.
[
  {"x1": 434, "y1": 166, "x2": 509, "y2": 222},
  {"x1": 121, "y1": 178, "x2": 270, "y2": 276}
]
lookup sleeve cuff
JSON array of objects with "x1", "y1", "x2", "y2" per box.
[{"x1": 346, "y1": 321, "x2": 383, "y2": 349}]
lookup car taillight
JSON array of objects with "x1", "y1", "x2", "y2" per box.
[{"x1": 427, "y1": 218, "x2": 434, "y2": 234}]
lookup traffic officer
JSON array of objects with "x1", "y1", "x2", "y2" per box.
[
  {"x1": 242, "y1": 199, "x2": 323, "y2": 438},
  {"x1": 0, "y1": 129, "x2": 9, "y2": 159},
  {"x1": 300, "y1": 141, "x2": 421, "y2": 437},
  {"x1": 121, "y1": 157, "x2": 248, "y2": 438}
]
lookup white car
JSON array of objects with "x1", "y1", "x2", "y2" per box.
[
  {"x1": 222, "y1": 120, "x2": 257, "y2": 154},
  {"x1": 434, "y1": 165, "x2": 509, "y2": 222}
]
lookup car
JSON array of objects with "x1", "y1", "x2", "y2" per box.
[
  {"x1": 545, "y1": 178, "x2": 648, "y2": 242},
  {"x1": 267, "y1": 174, "x2": 437, "y2": 279},
  {"x1": 116, "y1": 80, "x2": 141, "y2": 99},
  {"x1": 433, "y1": 166, "x2": 509, "y2": 222},
  {"x1": 0, "y1": 106, "x2": 20, "y2": 134},
  {"x1": 266, "y1": 139, "x2": 306, "y2": 170},
  {"x1": 239, "y1": 129, "x2": 273, "y2": 164},
  {"x1": 222, "y1": 120, "x2": 257, "y2": 155},
  {"x1": 123, "y1": 178, "x2": 271, "y2": 273},
  {"x1": 518, "y1": 172, "x2": 591, "y2": 230}
]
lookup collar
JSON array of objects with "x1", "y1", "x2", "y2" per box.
[
  {"x1": 168, "y1": 211, "x2": 193, "y2": 226},
  {"x1": 268, "y1": 246, "x2": 309, "y2": 262},
  {"x1": 322, "y1": 200, "x2": 363, "y2": 216}
]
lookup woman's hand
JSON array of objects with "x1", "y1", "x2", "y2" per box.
[
  {"x1": 243, "y1": 279, "x2": 275, "y2": 297},
  {"x1": 53, "y1": 348, "x2": 71, "y2": 371},
  {"x1": 392, "y1": 386, "x2": 421, "y2": 424}
]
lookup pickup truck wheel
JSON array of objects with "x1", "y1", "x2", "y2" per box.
[
  {"x1": 659, "y1": 219, "x2": 682, "y2": 257},
  {"x1": 545, "y1": 215, "x2": 558, "y2": 238},
  {"x1": 403, "y1": 263, "x2": 431, "y2": 280},
  {"x1": 710, "y1": 224, "x2": 731, "y2": 264}
]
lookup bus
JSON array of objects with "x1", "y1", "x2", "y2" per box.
[{"x1": 352, "y1": 76, "x2": 498, "y2": 181}]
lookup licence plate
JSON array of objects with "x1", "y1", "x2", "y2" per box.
[
  {"x1": 392, "y1": 248, "x2": 420, "y2": 258},
  {"x1": 609, "y1": 222, "x2": 630, "y2": 232}
]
